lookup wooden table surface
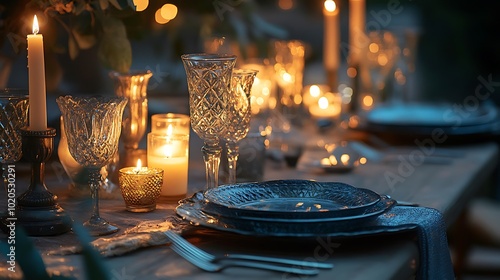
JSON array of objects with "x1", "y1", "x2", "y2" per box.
[{"x1": 0, "y1": 133, "x2": 498, "y2": 279}]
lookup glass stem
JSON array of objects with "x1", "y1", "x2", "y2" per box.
[
  {"x1": 226, "y1": 141, "x2": 239, "y2": 184},
  {"x1": 201, "y1": 141, "x2": 221, "y2": 189},
  {"x1": 88, "y1": 168, "x2": 102, "y2": 221}
]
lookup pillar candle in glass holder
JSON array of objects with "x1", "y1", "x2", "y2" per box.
[
  {"x1": 27, "y1": 15, "x2": 47, "y2": 131},
  {"x1": 302, "y1": 84, "x2": 330, "y2": 108},
  {"x1": 118, "y1": 159, "x2": 163, "y2": 212},
  {"x1": 308, "y1": 92, "x2": 342, "y2": 119},
  {"x1": 147, "y1": 114, "x2": 189, "y2": 198}
]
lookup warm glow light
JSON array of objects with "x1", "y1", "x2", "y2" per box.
[
  {"x1": 134, "y1": 159, "x2": 143, "y2": 172},
  {"x1": 279, "y1": 0, "x2": 294, "y2": 10},
  {"x1": 166, "y1": 124, "x2": 173, "y2": 136},
  {"x1": 378, "y1": 54, "x2": 388, "y2": 66},
  {"x1": 282, "y1": 72, "x2": 292, "y2": 83},
  {"x1": 340, "y1": 154, "x2": 350, "y2": 165},
  {"x1": 161, "y1": 4, "x2": 178, "y2": 20},
  {"x1": 324, "y1": 0, "x2": 337, "y2": 12},
  {"x1": 33, "y1": 15, "x2": 39, "y2": 34},
  {"x1": 293, "y1": 94, "x2": 302, "y2": 105},
  {"x1": 395, "y1": 68, "x2": 407, "y2": 85},
  {"x1": 318, "y1": 96, "x2": 329, "y2": 110},
  {"x1": 133, "y1": 0, "x2": 149, "y2": 12},
  {"x1": 321, "y1": 155, "x2": 339, "y2": 166},
  {"x1": 162, "y1": 144, "x2": 173, "y2": 158},
  {"x1": 310, "y1": 85, "x2": 321, "y2": 97},
  {"x1": 359, "y1": 157, "x2": 367, "y2": 164},
  {"x1": 155, "y1": 9, "x2": 169, "y2": 24},
  {"x1": 262, "y1": 86, "x2": 270, "y2": 96},
  {"x1": 369, "y1": 43, "x2": 379, "y2": 53},
  {"x1": 347, "y1": 67, "x2": 357, "y2": 78},
  {"x1": 363, "y1": 95, "x2": 374, "y2": 107}
]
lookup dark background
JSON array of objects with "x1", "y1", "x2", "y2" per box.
[{"x1": 1, "y1": 0, "x2": 500, "y2": 105}]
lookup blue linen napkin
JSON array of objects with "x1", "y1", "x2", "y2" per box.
[{"x1": 370, "y1": 206, "x2": 455, "y2": 280}]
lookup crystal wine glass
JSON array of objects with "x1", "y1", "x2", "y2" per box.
[
  {"x1": 0, "y1": 89, "x2": 29, "y2": 190},
  {"x1": 222, "y1": 69, "x2": 258, "y2": 184},
  {"x1": 57, "y1": 95, "x2": 127, "y2": 236},
  {"x1": 181, "y1": 53, "x2": 237, "y2": 189}
]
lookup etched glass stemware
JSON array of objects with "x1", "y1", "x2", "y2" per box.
[
  {"x1": 222, "y1": 69, "x2": 258, "y2": 184},
  {"x1": 0, "y1": 90, "x2": 29, "y2": 189},
  {"x1": 57, "y1": 95, "x2": 127, "y2": 236},
  {"x1": 181, "y1": 54, "x2": 236, "y2": 189},
  {"x1": 364, "y1": 31, "x2": 398, "y2": 104}
]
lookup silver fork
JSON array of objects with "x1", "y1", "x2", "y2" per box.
[
  {"x1": 164, "y1": 230, "x2": 333, "y2": 269},
  {"x1": 167, "y1": 234, "x2": 319, "y2": 275}
]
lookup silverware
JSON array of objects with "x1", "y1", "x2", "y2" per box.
[
  {"x1": 385, "y1": 195, "x2": 420, "y2": 207},
  {"x1": 164, "y1": 230, "x2": 332, "y2": 274}
]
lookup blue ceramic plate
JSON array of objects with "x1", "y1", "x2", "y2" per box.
[
  {"x1": 200, "y1": 180, "x2": 381, "y2": 220},
  {"x1": 176, "y1": 192, "x2": 396, "y2": 237}
]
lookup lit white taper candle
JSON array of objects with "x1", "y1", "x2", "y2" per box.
[
  {"x1": 27, "y1": 15, "x2": 47, "y2": 131},
  {"x1": 323, "y1": 0, "x2": 340, "y2": 71}
]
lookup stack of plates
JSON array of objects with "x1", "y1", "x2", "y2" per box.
[
  {"x1": 359, "y1": 102, "x2": 500, "y2": 138},
  {"x1": 176, "y1": 180, "x2": 396, "y2": 237}
]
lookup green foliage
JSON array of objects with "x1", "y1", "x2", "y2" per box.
[
  {"x1": 73, "y1": 223, "x2": 112, "y2": 280},
  {"x1": 0, "y1": 227, "x2": 53, "y2": 280},
  {"x1": 31, "y1": 0, "x2": 136, "y2": 73},
  {"x1": 0, "y1": 225, "x2": 111, "y2": 279},
  {"x1": 96, "y1": 15, "x2": 132, "y2": 73}
]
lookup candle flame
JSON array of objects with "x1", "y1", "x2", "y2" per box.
[
  {"x1": 324, "y1": 0, "x2": 336, "y2": 12},
  {"x1": 310, "y1": 85, "x2": 321, "y2": 97},
  {"x1": 282, "y1": 72, "x2": 292, "y2": 83},
  {"x1": 33, "y1": 15, "x2": 39, "y2": 35},
  {"x1": 163, "y1": 144, "x2": 173, "y2": 158},
  {"x1": 321, "y1": 155, "x2": 338, "y2": 166},
  {"x1": 340, "y1": 154, "x2": 350, "y2": 165},
  {"x1": 134, "y1": 159, "x2": 142, "y2": 173},
  {"x1": 318, "y1": 96, "x2": 329, "y2": 109},
  {"x1": 166, "y1": 124, "x2": 173, "y2": 136}
]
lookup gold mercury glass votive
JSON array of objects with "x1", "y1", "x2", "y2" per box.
[{"x1": 118, "y1": 162, "x2": 163, "y2": 212}]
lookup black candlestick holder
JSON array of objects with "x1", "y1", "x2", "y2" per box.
[{"x1": 15, "y1": 127, "x2": 72, "y2": 236}]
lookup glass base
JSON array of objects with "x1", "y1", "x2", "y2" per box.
[
  {"x1": 125, "y1": 204, "x2": 156, "y2": 213},
  {"x1": 83, "y1": 217, "x2": 119, "y2": 236}
]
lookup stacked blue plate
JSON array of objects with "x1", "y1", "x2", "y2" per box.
[{"x1": 176, "y1": 180, "x2": 396, "y2": 237}]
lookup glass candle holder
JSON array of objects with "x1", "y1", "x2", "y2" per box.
[
  {"x1": 302, "y1": 84, "x2": 330, "y2": 108},
  {"x1": 309, "y1": 92, "x2": 342, "y2": 119},
  {"x1": 147, "y1": 114, "x2": 190, "y2": 199},
  {"x1": 151, "y1": 113, "x2": 190, "y2": 135},
  {"x1": 118, "y1": 164, "x2": 163, "y2": 212}
]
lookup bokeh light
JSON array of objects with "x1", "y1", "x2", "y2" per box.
[
  {"x1": 133, "y1": 0, "x2": 148, "y2": 12},
  {"x1": 161, "y1": 4, "x2": 178, "y2": 20}
]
